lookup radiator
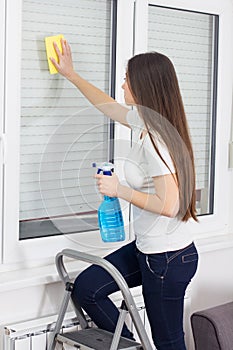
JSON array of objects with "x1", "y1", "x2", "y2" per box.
[
  {"x1": 3, "y1": 293, "x2": 190, "y2": 349},
  {"x1": 3, "y1": 291, "x2": 147, "y2": 350},
  {"x1": 3, "y1": 308, "x2": 146, "y2": 350},
  {"x1": 3, "y1": 311, "x2": 81, "y2": 350}
]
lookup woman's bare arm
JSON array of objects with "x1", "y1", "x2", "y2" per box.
[
  {"x1": 96, "y1": 173, "x2": 179, "y2": 218},
  {"x1": 51, "y1": 39, "x2": 130, "y2": 127},
  {"x1": 117, "y1": 174, "x2": 179, "y2": 217}
]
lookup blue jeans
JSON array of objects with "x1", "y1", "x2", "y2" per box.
[{"x1": 72, "y1": 240, "x2": 198, "y2": 350}]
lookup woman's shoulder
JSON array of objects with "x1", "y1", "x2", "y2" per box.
[{"x1": 144, "y1": 129, "x2": 166, "y2": 152}]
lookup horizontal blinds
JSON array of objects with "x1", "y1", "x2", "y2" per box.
[
  {"x1": 20, "y1": 0, "x2": 112, "y2": 222},
  {"x1": 148, "y1": 6, "x2": 214, "y2": 190}
]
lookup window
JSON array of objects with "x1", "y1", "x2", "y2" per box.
[
  {"x1": 147, "y1": 5, "x2": 218, "y2": 216},
  {"x1": 133, "y1": 0, "x2": 231, "y2": 236},
  {"x1": 2, "y1": 0, "x2": 232, "y2": 264},
  {"x1": 19, "y1": 0, "x2": 116, "y2": 239},
  {"x1": 3, "y1": 0, "x2": 134, "y2": 264}
]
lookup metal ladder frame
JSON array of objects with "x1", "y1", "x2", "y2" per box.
[{"x1": 48, "y1": 249, "x2": 153, "y2": 350}]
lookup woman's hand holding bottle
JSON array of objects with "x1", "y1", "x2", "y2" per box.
[{"x1": 95, "y1": 173, "x2": 120, "y2": 198}]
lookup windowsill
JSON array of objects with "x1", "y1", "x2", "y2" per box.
[
  {"x1": 0, "y1": 258, "x2": 89, "y2": 293},
  {"x1": 194, "y1": 232, "x2": 233, "y2": 253},
  {"x1": 0, "y1": 233, "x2": 233, "y2": 294}
]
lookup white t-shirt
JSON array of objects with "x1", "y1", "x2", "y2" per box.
[{"x1": 125, "y1": 110, "x2": 193, "y2": 253}]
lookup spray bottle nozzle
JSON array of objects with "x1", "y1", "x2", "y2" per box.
[{"x1": 92, "y1": 162, "x2": 114, "y2": 174}]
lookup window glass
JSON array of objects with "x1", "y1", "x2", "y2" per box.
[
  {"x1": 20, "y1": 0, "x2": 115, "y2": 239},
  {"x1": 148, "y1": 5, "x2": 218, "y2": 215}
]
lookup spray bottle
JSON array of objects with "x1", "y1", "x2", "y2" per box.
[{"x1": 93, "y1": 162, "x2": 125, "y2": 242}]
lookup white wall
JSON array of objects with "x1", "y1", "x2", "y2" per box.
[
  {"x1": 229, "y1": 160, "x2": 233, "y2": 232},
  {"x1": 191, "y1": 246, "x2": 233, "y2": 312}
]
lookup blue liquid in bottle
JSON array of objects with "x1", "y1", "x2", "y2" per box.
[
  {"x1": 96, "y1": 162, "x2": 125, "y2": 242},
  {"x1": 98, "y1": 196, "x2": 125, "y2": 242}
]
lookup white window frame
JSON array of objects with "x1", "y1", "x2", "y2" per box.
[
  {"x1": 0, "y1": 0, "x2": 6, "y2": 264},
  {"x1": 133, "y1": 0, "x2": 233, "y2": 238},
  {"x1": 2, "y1": 0, "x2": 233, "y2": 266},
  {"x1": 2, "y1": 0, "x2": 134, "y2": 265}
]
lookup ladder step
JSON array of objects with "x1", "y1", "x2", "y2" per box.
[{"x1": 57, "y1": 328, "x2": 142, "y2": 350}]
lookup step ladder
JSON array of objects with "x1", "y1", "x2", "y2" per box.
[{"x1": 48, "y1": 249, "x2": 153, "y2": 350}]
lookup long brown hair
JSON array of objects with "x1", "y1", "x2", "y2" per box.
[{"x1": 127, "y1": 52, "x2": 197, "y2": 222}]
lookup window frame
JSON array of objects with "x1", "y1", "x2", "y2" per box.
[
  {"x1": 0, "y1": 0, "x2": 6, "y2": 264},
  {"x1": 2, "y1": 0, "x2": 135, "y2": 264},
  {"x1": 133, "y1": 0, "x2": 233, "y2": 238}
]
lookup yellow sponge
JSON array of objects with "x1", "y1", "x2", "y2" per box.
[{"x1": 45, "y1": 34, "x2": 64, "y2": 74}]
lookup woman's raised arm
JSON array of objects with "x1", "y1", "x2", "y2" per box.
[{"x1": 51, "y1": 39, "x2": 130, "y2": 127}]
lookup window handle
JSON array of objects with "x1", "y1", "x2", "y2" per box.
[
  {"x1": 0, "y1": 134, "x2": 6, "y2": 165},
  {"x1": 229, "y1": 141, "x2": 233, "y2": 169}
]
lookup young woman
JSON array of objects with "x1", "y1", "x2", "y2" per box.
[{"x1": 51, "y1": 39, "x2": 199, "y2": 350}]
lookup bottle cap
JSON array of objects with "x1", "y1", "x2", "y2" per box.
[
  {"x1": 102, "y1": 162, "x2": 114, "y2": 172},
  {"x1": 92, "y1": 162, "x2": 114, "y2": 173}
]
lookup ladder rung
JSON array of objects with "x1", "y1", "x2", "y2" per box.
[{"x1": 57, "y1": 328, "x2": 142, "y2": 350}]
